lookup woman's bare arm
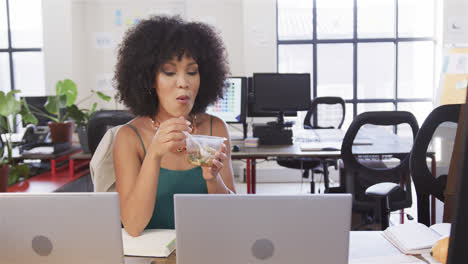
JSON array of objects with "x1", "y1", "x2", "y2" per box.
[
  {"x1": 203, "y1": 117, "x2": 236, "y2": 194},
  {"x1": 114, "y1": 118, "x2": 191, "y2": 237},
  {"x1": 114, "y1": 125, "x2": 161, "y2": 237}
]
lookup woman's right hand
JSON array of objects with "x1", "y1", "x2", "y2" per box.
[{"x1": 148, "y1": 116, "x2": 192, "y2": 160}]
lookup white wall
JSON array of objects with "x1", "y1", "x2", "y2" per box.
[
  {"x1": 443, "y1": 0, "x2": 468, "y2": 45},
  {"x1": 186, "y1": 0, "x2": 245, "y2": 76},
  {"x1": 243, "y1": 0, "x2": 277, "y2": 75},
  {"x1": 41, "y1": 0, "x2": 278, "y2": 110},
  {"x1": 42, "y1": 0, "x2": 73, "y2": 95}
]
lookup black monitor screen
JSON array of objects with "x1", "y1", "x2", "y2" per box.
[
  {"x1": 253, "y1": 73, "x2": 311, "y2": 114},
  {"x1": 247, "y1": 77, "x2": 296, "y2": 118},
  {"x1": 205, "y1": 77, "x2": 247, "y2": 123},
  {"x1": 22, "y1": 96, "x2": 51, "y2": 126}
]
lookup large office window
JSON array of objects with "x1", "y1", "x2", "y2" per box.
[
  {"x1": 277, "y1": 0, "x2": 436, "y2": 130},
  {"x1": 0, "y1": 0, "x2": 44, "y2": 95}
]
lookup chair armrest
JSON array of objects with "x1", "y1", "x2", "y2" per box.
[{"x1": 365, "y1": 182, "x2": 400, "y2": 198}]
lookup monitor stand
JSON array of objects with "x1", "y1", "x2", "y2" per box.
[
  {"x1": 243, "y1": 122, "x2": 248, "y2": 139},
  {"x1": 266, "y1": 112, "x2": 293, "y2": 128}
]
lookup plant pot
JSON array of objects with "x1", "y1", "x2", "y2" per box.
[
  {"x1": 48, "y1": 122, "x2": 75, "y2": 143},
  {"x1": 0, "y1": 164, "x2": 10, "y2": 192},
  {"x1": 77, "y1": 125, "x2": 90, "y2": 153}
]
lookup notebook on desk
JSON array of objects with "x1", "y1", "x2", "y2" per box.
[
  {"x1": 121, "y1": 229, "x2": 176, "y2": 258},
  {"x1": 174, "y1": 194, "x2": 352, "y2": 264},
  {"x1": 382, "y1": 223, "x2": 451, "y2": 255},
  {"x1": 0, "y1": 193, "x2": 124, "y2": 264}
]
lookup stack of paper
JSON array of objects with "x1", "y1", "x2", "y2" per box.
[{"x1": 122, "y1": 229, "x2": 176, "y2": 258}]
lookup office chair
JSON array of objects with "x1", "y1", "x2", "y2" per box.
[
  {"x1": 341, "y1": 111, "x2": 418, "y2": 230},
  {"x1": 410, "y1": 104, "x2": 461, "y2": 226},
  {"x1": 304, "y1": 96, "x2": 346, "y2": 129},
  {"x1": 277, "y1": 96, "x2": 345, "y2": 193},
  {"x1": 87, "y1": 110, "x2": 135, "y2": 155}
]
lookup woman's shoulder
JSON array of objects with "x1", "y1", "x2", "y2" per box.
[
  {"x1": 115, "y1": 117, "x2": 143, "y2": 136},
  {"x1": 113, "y1": 116, "x2": 151, "y2": 159},
  {"x1": 196, "y1": 113, "x2": 229, "y2": 137},
  {"x1": 114, "y1": 117, "x2": 151, "y2": 147}
]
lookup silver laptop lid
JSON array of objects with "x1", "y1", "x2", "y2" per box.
[
  {"x1": 175, "y1": 194, "x2": 352, "y2": 264},
  {"x1": 0, "y1": 192, "x2": 124, "y2": 264}
]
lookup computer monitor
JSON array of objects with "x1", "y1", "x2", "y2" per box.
[
  {"x1": 252, "y1": 73, "x2": 311, "y2": 126},
  {"x1": 247, "y1": 76, "x2": 297, "y2": 118},
  {"x1": 205, "y1": 77, "x2": 246, "y2": 123},
  {"x1": 447, "y1": 98, "x2": 468, "y2": 263},
  {"x1": 22, "y1": 96, "x2": 52, "y2": 127}
]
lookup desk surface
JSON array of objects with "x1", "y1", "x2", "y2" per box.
[
  {"x1": 135, "y1": 231, "x2": 437, "y2": 264},
  {"x1": 232, "y1": 128, "x2": 416, "y2": 159},
  {"x1": 12, "y1": 145, "x2": 82, "y2": 160}
]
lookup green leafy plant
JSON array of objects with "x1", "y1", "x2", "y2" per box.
[
  {"x1": 0, "y1": 90, "x2": 38, "y2": 185},
  {"x1": 28, "y1": 79, "x2": 111, "y2": 127},
  {"x1": 67, "y1": 89, "x2": 111, "y2": 127},
  {"x1": 28, "y1": 79, "x2": 78, "y2": 123}
]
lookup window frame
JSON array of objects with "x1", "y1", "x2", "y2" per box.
[
  {"x1": 276, "y1": 0, "x2": 435, "y2": 126},
  {"x1": 0, "y1": 0, "x2": 42, "y2": 93}
]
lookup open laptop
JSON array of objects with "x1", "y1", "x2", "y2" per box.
[
  {"x1": 0, "y1": 192, "x2": 124, "y2": 264},
  {"x1": 175, "y1": 194, "x2": 352, "y2": 264}
]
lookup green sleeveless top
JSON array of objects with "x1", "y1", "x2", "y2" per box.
[{"x1": 125, "y1": 117, "x2": 212, "y2": 229}]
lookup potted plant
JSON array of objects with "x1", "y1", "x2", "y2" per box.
[
  {"x1": 0, "y1": 90, "x2": 38, "y2": 191},
  {"x1": 66, "y1": 89, "x2": 111, "y2": 153},
  {"x1": 28, "y1": 79, "x2": 78, "y2": 143}
]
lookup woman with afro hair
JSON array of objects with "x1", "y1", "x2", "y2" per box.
[{"x1": 113, "y1": 15, "x2": 235, "y2": 237}]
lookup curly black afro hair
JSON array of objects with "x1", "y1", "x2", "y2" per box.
[{"x1": 114, "y1": 15, "x2": 229, "y2": 117}]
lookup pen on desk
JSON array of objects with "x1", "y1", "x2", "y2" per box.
[
  {"x1": 413, "y1": 254, "x2": 430, "y2": 264},
  {"x1": 166, "y1": 238, "x2": 176, "y2": 251}
]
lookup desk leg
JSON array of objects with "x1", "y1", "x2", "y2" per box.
[
  {"x1": 252, "y1": 159, "x2": 256, "y2": 194},
  {"x1": 400, "y1": 172, "x2": 405, "y2": 224},
  {"x1": 431, "y1": 154, "x2": 437, "y2": 226},
  {"x1": 69, "y1": 159, "x2": 74, "y2": 178},
  {"x1": 51, "y1": 159, "x2": 56, "y2": 179},
  {"x1": 247, "y1": 159, "x2": 251, "y2": 194},
  {"x1": 323, "y1": 159, "x2": 329, "y2": 193}
]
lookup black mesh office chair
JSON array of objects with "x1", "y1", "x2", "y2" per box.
[
  {"x1": 304, "y1": 96, "x2": 346, "y2": 129},
  {"x1": 87, "y1": 110, "x2": 135, "y2": 155},
  {"x1": 277, "y1": 97, "x2": 345, "y2": 193},
  {"x1": 341, "y1": 111, "x2": 418, "y2": 230},
  {"x1": 410, "y1": 104, "x2": 461, "y2": 226}
]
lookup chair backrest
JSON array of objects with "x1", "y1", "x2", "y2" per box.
[
  {"x1": 88, "y1": 110, "x2": 135, "y2": 192},
  {"x1": 341, "y1": 111, "x2": 419, "y2": 211},
  {"x1": 410, "y1": 104, "x2": 461, "y2": 226},
  {"x1": 87, "y1": 110, "x2": 135, "y2": 155},
  {"x1": 304, "y1": 96, "x2": 345, "y2": 129}
]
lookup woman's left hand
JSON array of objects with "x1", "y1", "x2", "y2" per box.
[{"x1": 201, "y1": 143, "x2": 227, "y2": 182}]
